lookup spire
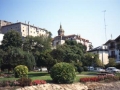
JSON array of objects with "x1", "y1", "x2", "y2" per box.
[{"x1": 60, "y1": 23, "x2": 62, "y2": 29}]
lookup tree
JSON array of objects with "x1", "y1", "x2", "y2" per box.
[
  {"x1": 1, "y1": 30, "x2": 22, "y2": 50},
  {"x1": 37, "y1": 51, "x2": 56, "y2": 72},
  {"x1": 107, "y1": 58, "x2": 116, "y2": 67},
  {"x1": 23, "y1": 35, "x2": 52, "y2": 53},
  {"x1": 51, "y1": 40, "x2": 85, "y2": 63},
  {"x1": 93, "y1": 54, "x2": 102, "y2": 67},
  {"x1": 84, "y1": 53, "x2": 102, "y2": 67}
]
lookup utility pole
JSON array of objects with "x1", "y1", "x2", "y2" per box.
[{"x1": 103, "y1": 10, "x2": 107, "y2": 41}]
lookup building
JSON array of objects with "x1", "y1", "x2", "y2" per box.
[
  {"x1": 88, "y1": 45, "x2": 109, "y2": 65},
  {"x1": 0, "y1": 20, "x2": 12, "y2": 30},
  {"x1": 105, "y1": 35, "x2": 120, "y2": 63},
  {"x1": 0, "y1": 33, "x2": 4, "y2": 45},
  {"x1": 0, "y1": 20, "x2": 49, "y2": 38},
  {"x1": 52, "y1": 24, "x2": 92, "y2": 51}
]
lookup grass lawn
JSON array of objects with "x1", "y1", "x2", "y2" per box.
[
  {"x1": 79, "y1": 71, "x2": 97, "y2": 75},
  {"x1": 0, "y1": 71, "x2": 97, "y2": 82}
]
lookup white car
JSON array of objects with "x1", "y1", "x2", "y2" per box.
[
  {"x1": 106, "y1": 67, "x2": 120, "y2": 73},
  {"x1": 96, "y1": 68, "x2": 105, "y2": 72}
]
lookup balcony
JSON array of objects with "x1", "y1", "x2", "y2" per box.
[
  {"x1": 108, "y1": 55, "x2": 117, "y2": 58},
  {"x1": 109, "y1": 45, "x2": 115, "y2": 49}
]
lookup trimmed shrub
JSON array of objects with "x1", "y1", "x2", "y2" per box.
[
  {"x1": 50, "y1": 62, "x2": 76, "y2": 84},
  {"x1": 14, "y1": 65, "x2": 28, "y2": 78}
]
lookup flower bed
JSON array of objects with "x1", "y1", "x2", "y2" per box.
[
  {"x1": 80, "y1": 75, "x2": 120, "y2": 83},
  {"x1": 0, "y1": 79, "x2": 46, "y2": 87},
  {"x1": 32, "y1": 80, "x2": 46, "y2": 85}
]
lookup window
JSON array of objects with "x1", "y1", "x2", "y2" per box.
[
  {"x1": 31, "y1": 31, "x2": 32, "y2": 33},
  {"x1": 111, "y1": 51, "x2": 115, "y2": 56},
  {"x1": 23, "y1": 30, "x2": 24, "y2": 32}
]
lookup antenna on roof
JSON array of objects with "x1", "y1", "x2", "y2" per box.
[
  {"x1": 102, "y1": 10, "x2": 107, "y2": 41},
  {"x1": 111, "y1": 34, "x2": 112, "y2": 39}
]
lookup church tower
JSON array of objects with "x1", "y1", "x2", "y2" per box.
[{"x1": 58, "y1": 24, "x2": 64, "y2": 36}]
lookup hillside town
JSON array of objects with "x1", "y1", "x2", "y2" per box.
[{"x1": 0, "y1": 0, "x2": 120, "y2": 90}]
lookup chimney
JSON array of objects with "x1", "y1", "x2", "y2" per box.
[{"x1": 28, "y1": 21, "x2": 30, "y2": 25}]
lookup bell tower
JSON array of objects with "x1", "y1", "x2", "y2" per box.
[{"x1": 58, "y1": 24, "x2": 64, "y2": 36}]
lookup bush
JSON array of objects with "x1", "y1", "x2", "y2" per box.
[
  {"x1": 77, "y1": 66, "x2": 83, "y2": 73},
  {"x1": 32, "y1": 80, "x2": 46, "y2": 85},
  {"x1": 83, "y1": 66, "x2": 88, "y2": 71},
  {"x1": 50, "y1": 62, "x2": 76, "y2": 84},
  {"x1": 14, "y1": 65, "x2": 28, "y2": 78},
  {"x1": 17, "y1": 77, "x2": 32, "y2": 87}
]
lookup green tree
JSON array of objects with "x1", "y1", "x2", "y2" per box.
[
  {"x1": 1, "y1": 30, "x2": 22, "y2": 50},
  {"x1": 38, "y1": 51, "x2": 56, "y2": 72},
  {"x1": 51, "y1": 40, "x2": 85, "y2": 63},
  {"x1": 107, "y1": 58, "x2": 116, "y2": 67}
]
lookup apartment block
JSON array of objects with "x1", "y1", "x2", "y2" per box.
[{"x1": 0, "y1": 20, "x2": 49, "y2": 38}]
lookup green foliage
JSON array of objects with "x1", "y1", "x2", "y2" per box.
[
  {"x1": 1, "y1": 30, "x2": 22, "y2": 50},
  {"x1": 14, "y1": 65, "x2": 28, "y2": 78},
  {"x1": 38, "y1": 51, "x2": 56, "y2": 72},
  {"x1": 83, "y1": 66, "x2": 88, "y2": 71},
  {"x1": 50, "y1": 62, "x2": 76, "y2": 84},
  {"x1": 23, "y1": 35, "x2": 52, "y2": 53},
  {"x1": 107, "y1": 58, "x2": 116, "y2": 67},
  {"x1": 77, "y1": 66, "x2": 83, "y2": 73},
  {"x1": 51, "y1": 40, "x2": 85, "y2": 63},
  {"x1": 24, "y1": 52, "x2": 36, "y2": 70}
]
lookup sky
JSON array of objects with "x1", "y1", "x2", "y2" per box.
[{"x1": 0, "y1": 0, "x2": 120, "y2": 47}]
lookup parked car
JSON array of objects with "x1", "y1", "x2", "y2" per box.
[
  {"x1": 96, "y1": 68, "x2": 105, "y2": 72},
  {"x1": 87, "y1": 66, "x2": 94, "y2": 71},
  {"x1": 106, "y1": 67, "x2": 120, "y2": 73}
]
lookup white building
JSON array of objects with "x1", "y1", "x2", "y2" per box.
[
  {"x1": 0, "y1": 33, "x2": 4, "y2": 45},
  {"x1": 105, "y1": 35, "x2": 120, "y2": 63},
  {"x1": 52, "y1": 24, "x2": 92, "y2": 51},
  {"x1": 88, "y1": 45, "x2": 109, "y2": 65},
  {"x1": 0, "y1": 20, "x2": 49, "y2": 38}
]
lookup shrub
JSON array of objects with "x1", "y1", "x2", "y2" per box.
[
  {"x1": 77, "y1": 66, "x2": 83, "y2": 73},
  {"x1": 14, "y1": 65, "x2": 28, "y2": 78},
  {"x1": 17, "y1": 77, "x2": 32, "y2": 87},
  {"x1": 83, "y1": 66, "x2": 88, "y2": 71},
  {"x1": 50, "y1": 62, "x2": 76, "y2": 84},
  {"x1": 32, "y1": 80, "x2": 46, "y2": 85}
]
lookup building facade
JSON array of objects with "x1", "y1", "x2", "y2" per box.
[
  {"x1": 0, "y1": 20, "x2": 49, "y2": 38},
  {"x1": 88, "y1": 45, "x2": 109, "y2": 65},
  {"x1": 52, "y1": 24, "x2": 92, "y2": 51},
  {"x1": 0, "y1": 33, "x2": 4, "y2": 45},
  {"x1": 0, "y1": 20, "x2": 12, "y2": 31},
  {"x1": 105, "y1": 35, "x2": 120, "y2": 63}
]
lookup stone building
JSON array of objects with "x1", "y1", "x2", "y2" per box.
[{"x1": 52, "y1": 24, "x2": 92, "y2": 51}]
